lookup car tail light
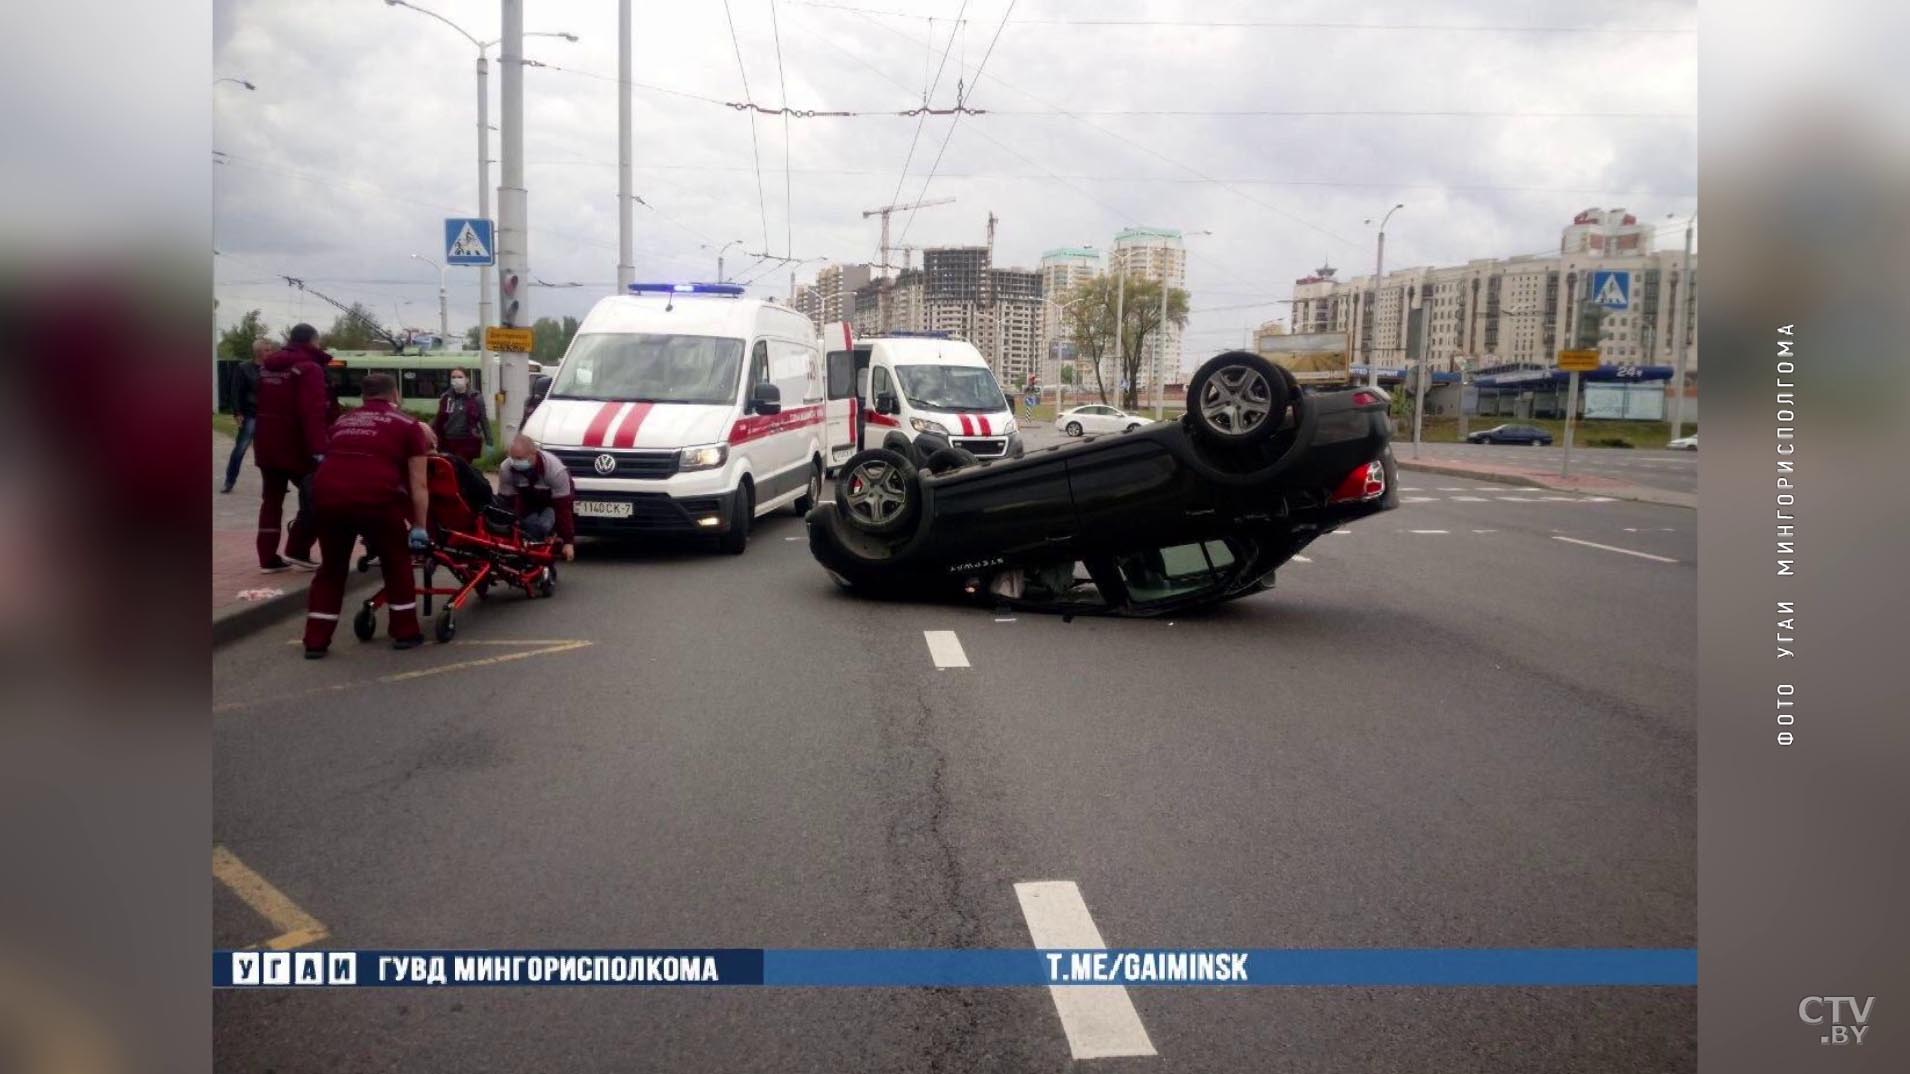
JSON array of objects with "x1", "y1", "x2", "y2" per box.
[
  {"x1": 1329, "y1": 460, "x2": 1387, "y2": 503},
  {"x1": 1351, "y1": 389, "x2": 1384, "y2": 407}
]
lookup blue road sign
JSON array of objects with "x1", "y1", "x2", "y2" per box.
[
  {"x1": 1591, "y1": 269, "x2": 1630, "y2": 310},
  {"x1": 445, "y1": 218, "x2": 495, "y2": 266},
  {"x1": 1024, "y1": 394, "x2": 1039, "y2": 407}
]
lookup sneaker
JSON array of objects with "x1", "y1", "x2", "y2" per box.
[
  {"x1": 282, "y1": 555, "x2": 319, "y2": 571},
  {"x1": 220, "y1": 484, "x2": 234, "y2": 494},
  {"x1": 260, "y1": 559, "x2": 293, "y2": 574},
  {"x1": 303, "y1": 648, "x2": 327, "y2": 660}
]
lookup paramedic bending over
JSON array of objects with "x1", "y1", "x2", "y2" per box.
[{"x1": 497, "y1": 435, "x2": 577, "y2": 561}]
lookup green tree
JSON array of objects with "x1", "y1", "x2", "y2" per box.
[
  {"x1": 465, "y1": 324, "x2": 483, "y2": 350},
  {"x1": 1058, "y1": 276, "x2": 1121, "y2": 404},
  {"x1": 319, "y1": 303, "x2": 383, "y2": 351},
  {"x1": 1058, "y1": 364, "x2": 1076, "y2": 385},
  {"x1": 1059, "y1": 276, "x2": 1190, "y2": 408},
  {"x1": 531, "y1": 315, "x2": 580, "y2": 363},
  {"x1": 217, "y1": 309, "x2": 269, "y2": 361},
  {"x1": 1114, "y1": 278, "x2": 1190, "y2": 411}
]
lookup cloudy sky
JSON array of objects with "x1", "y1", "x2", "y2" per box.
[{"x1": 212, "y1": 0, "x2": 1694, "y2": 362}]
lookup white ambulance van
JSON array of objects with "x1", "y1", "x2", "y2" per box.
[
  {"x1": 821, "y1": 325, "x2": 1022, "y2": 465},
  {"x1": 523, "y1": 283, "x2": 827, "y2": 554}
]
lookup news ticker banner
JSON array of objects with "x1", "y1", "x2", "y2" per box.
[{"x1": 216, "y1": 948, "x2": 1698, "y2": 989}]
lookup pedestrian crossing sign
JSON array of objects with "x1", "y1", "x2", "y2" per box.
[
  {"x1": 445, "y1": 218, "x2": 495, "y2": 266},
  {"x1": 1591, "y1": 269, "x2": 1630, "y2": 310}
]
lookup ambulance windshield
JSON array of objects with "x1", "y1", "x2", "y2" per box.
[
  {"x1": 549, "y1": 334, "x2": 745, "y2": 406},
  {"x1": 895, "y1": 364, "x2": 1008, "y2": 413}
]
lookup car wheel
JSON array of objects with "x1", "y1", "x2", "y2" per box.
[
  {"x1": 1124, "y1": 422, "x2": 1142, "y2": 433},
  {"x1": 1065, "y1": 421, "x2": 1083, "y2": 437},
  {"x1": 1185, "y1": 351, "x2": 1289, "y2": 446},
  {"x1": 792, "y1": 460, "x2": 822, "y2": 515},
  {"x1": 835, "y1": 448, "x2": 921, "y2": 536},
  {"x1": 719, "y1": 483, "x2": 752, "y2": 555},
  {"x1": 924, "y1": 446, "x2": 978, "y2": 475}
]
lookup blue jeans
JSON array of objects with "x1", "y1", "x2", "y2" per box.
[
  {"x1": 521, "y1": 507, "x2": 556, "y2": 540},
  {"x1": 223, "y1": 416, "x2": 256, "y2": 490}
]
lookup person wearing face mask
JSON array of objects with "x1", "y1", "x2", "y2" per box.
[
  {"x1": 493, "y1": 435, "x2": 576, "y2": 562},
  {"x1": 430, "y1": 367, "x2": 491, "y2": 464}
]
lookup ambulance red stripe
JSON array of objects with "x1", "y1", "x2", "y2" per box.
[
  {"x1": 581, "y1": 402, "x2": 623, "y2": 447},
  {"x1": 609, "y1": 402, "x2": 654, "y2": 448},
  {"x1": 728, "y1": 403, "x2": 826, "y2": 445},
  {"x1": 978, "y1": 415, "x2": 993, "y2": 436}
]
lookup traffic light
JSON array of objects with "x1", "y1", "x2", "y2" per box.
[
  {"x1": 499, "y1": 270, "x2": 521, "y2": 327},
  {"x1": 1574, "y1": 301, "x2": 1608, "y2": 350}
]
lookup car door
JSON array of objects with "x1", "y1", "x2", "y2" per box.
[{"x1": 1088, "y1": 406, "x2": 1118, "y2": 434}]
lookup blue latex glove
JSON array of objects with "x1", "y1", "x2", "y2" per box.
[{"x1": 408, "y1": 526, "x2": 430, "y2": 551}]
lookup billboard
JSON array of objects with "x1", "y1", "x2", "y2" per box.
[{"x1": 1255, "y1": 330, "x2": 1352, "y2": 384}]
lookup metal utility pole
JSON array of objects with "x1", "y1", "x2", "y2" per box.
[
  {"x1": 1365, "y1": 204, "x2": 1404, "y2": 387},
  {"x1": 863, "y1": 197, "x2": 955, "y2": 278},
  {"x1": 616, "y1": 0, "x2": 634, "y2": 293},
  {"x1": 1411, "y1": 314, "x2": 1429, "y2": 459},
  {"x1": 1112, "y1": 263, "x2": 1126, "y2": 407},
  {"x1": 477, "y1": 54, "x2": 494, "y2": 395},
  {"x1": 496, "y1": 0, "x2": 530, "y2": 444},
  {"x1": 1669, "y1": 213, "x2": 1695, "y2": 439}
]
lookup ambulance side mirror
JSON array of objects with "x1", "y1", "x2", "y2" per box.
[
  {"x1": 875, "y1": 391, "x2": 898, "y2": 415},
  {"x1": 749, "y1": 381, "x2": 782, "y2": 415}
]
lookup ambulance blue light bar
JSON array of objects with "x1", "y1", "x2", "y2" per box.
[{"x1": 627, "y1": 282, "x2": 746, "y2": 297}]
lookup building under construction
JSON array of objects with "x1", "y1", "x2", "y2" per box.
[{"x1": 838, "y1": 244, "x2": 1046, "y2": 387}]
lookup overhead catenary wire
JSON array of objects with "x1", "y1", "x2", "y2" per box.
[
  {"x1": 896, "y1": 0, "x2": 1017, "y2": 248},
  {"x1": 769, "y1": 0, "x2": 795, "y2": 261},
  {"x1": 789, "y1": 1, "x2": 1696, "y2": 34},
  {"x1": 720, "y1": 0, "x2": 774, "y2": 254},
  {"x1": 880, "y1": 0, "x2": 970, "y2": 263}
]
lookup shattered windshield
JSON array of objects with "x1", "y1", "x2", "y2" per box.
[{"x1": 550, "y1": 333, "x2": 744, "y2": 405}]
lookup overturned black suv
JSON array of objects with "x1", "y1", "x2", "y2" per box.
[{"x1": 806, "y1": 351, "x2": 1398, "y2": 616}]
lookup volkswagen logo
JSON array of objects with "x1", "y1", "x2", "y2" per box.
[{"x1": 593, "y1": 453, "x2": 617, "y2": 475}]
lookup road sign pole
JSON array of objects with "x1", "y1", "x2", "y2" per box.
[
  {"x1": 497, "y1": 0, "x2": 531, "y2": 446},
  {"x1": 1412, "y1": 362, "x2": 1427, "y2": 459},
  {"x1": 1562, "y1": 369, "x2": 1580, "y2": 478},
  {"x1": 477, "y1": 54, "x2": 495, "y2": 418}
]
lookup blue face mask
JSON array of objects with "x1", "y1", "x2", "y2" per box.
[{"x1": 509, "y1": 457, "x2": 536, "y2": 472}]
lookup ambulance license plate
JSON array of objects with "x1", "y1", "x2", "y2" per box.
[{"x1": 575, "y1": 500, "x2": 633, "y2": 519}]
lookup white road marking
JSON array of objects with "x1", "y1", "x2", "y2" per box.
[
  {"x1": 922, "y1": 630, "x2": 970, "y2": 668},
  {"x1": 784, "y1": 536, "x2": 802, "y2": 541},
  {"x1": 1550, "y1": 535, "x2": 1680, "y2": 563},
  {"x1": 1582, "y1": 496, "x2": 1616, "y2": 502},
  {"x1": 1014, "y1": 881, "x2": 1157, "y2": 1060},
  {"x1": 1471, "y1": 528, "x2": 1498, "y2": 534},
  {"x1": 1399, "y1": 486, "x2": 1423, "y2": 491},
  {"x1": 1333, "y1": 529, "x2": 1351, "y2": 535},
  {"x1": 1449, "y1": 495, "x2": 1488, "y2": 502},
  {"x1": 1291, "y1": 554, "x2": 1312, "y2": 563},
  {"x1": 1541, "y1": 495, "x2": 1582, "y2": 502},
  {"x1": 1496, "y1": 496, "x2": 1539, "y2": 502},
  {"x1": 1409, "y1": 529, "x2": 1450, "y2": 534},
  {"x1": 1402, "y1": 496, "x2": 1436, "y2": 503},
  {"x1": 994, "y1": 617, "x2": 1017, "y2": 623},
  {"x1": 1436, "y1": 487, "x2": 1468, "y2": 491}
]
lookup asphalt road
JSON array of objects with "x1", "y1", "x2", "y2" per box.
[{"x1": 213, "y1": 477, "x2": 1695, "y2": 1071}]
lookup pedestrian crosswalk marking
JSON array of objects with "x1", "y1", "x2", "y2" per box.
[{"x1": 449, "y1": 221, "x2": 490, "y2": 259}]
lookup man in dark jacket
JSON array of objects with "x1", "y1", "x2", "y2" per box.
[
  {"x1": 303, "y1": 373, "x2": 432, "y2": 656},
  {"x1": 220, "y1": 338, "x2": 270, "y2": 493},
  {"x1": 253, "y1": 323, "x2": 332, "y2": 571}
]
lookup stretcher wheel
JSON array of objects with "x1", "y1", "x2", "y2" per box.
[
  {"x1": 355, "y1": 554, "x2": 373, "y2": 573},
  {"x1": 352, "y1": 604, "x2": 375, "y2": 642},
  {"x1": 434, "y1": 608, "x2": 456, "y2": 644},
  {"x1": 537, "y1": 570, "x2": 556, "y2": 598}
]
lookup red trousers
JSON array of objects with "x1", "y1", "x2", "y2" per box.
[
  {"x1": 441, "y1": 435, "x2": 483, "y2": 463},
  {"x1": 257, "y1": 467, "x2": 316, "y2": 567},
  {"x1": 304, "y1": 503, "x2": 421, "y2": 650}
]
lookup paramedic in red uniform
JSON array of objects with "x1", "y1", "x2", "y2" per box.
[
  {"x1": 302, "y1": 373, "x2": 433, "y2": 658},
  {"x1": 252, "y1": 323, "x2": 331, "y2": 571},
  {"x1": 497, "y1": 435, "x2": 577, "y2": 562}
]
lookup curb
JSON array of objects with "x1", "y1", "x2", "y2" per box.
[
  {"x1": 212, "y1": 570, "x2": 377, "y2": 650},
  {"x1": 1397, "y1": 459, "x2": 1696, "y2": 510}
]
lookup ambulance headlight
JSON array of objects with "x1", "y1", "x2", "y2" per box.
[
  {"x1": 1002, "y1": 416, "x2": 1018, "y2": 434},
  {"x1": 678, "y1": 443, "x2": 729, "y2": 471},
  {"x1": 910, "y1": 417, "x2": 948, "y2": 436}
]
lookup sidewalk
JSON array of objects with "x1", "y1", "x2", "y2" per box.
[
  {"x1": 212, "y1": 431, "x2": 374, "y2": 646},
  {"x1": 1395, "y1": 455, "x2": 1696, "y2": 509}
]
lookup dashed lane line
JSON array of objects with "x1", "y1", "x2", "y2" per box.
[
  {"x1": 1449, "y1": 496, "x2": 1488, "y2": 502},
  {"x1": 923, "y1": 630, "x2": 970, "y2": 668},
  {"x1": 1291, "y1": 554, "x2": 1312, "y2": 563},
  {"x1": 212, "y1": 845, "x2": 329, "y2": 950},
  {"x1": 1014, "y1": 881, "x2": 1157, "y2": 1060},
  {"x1": 1550, "y1": 535, "x2": 1680, "y2": 564},
  {"x1": 1408, "y1": 529, "x2": 1450, "y2": 534}
]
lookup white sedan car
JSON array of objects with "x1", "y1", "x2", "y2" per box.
[
  {"x1": 1056, "y1": 404, "x2": 1146, "y2": 437},
  {"x1": 1666, "y1": 435, "x2": 1698, "y2": 451}
]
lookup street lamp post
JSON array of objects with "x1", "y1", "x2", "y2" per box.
[
  {"x1": 706, "y1": 240, "x2": 745, "y2": 283},
  {"x1": 1038, "y1": 294, "x2": 1087, "y2": 418},
  {"x1": 382, "y1": 1, "x2": 577, "y2": 414},
  {"x1": 1666, "y1": 212, "x2": 1696, "y2": 439},
  {"x1": 410, "y1": 253, "x2": 448, "y2": 343},
  {"x1": 1363, "y1": 204, "x2": 1404, "y2": 387},
  {"x1": 213, "y1": 77, "x2": 256, "y2": 90}
]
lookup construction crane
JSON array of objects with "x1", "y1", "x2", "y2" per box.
[
  {"x1": 280, "y1": 275, "x2": 411, "y2": 352},
  {"x1": 863, "y1": 197, "x2": 954, "y2": 278}
]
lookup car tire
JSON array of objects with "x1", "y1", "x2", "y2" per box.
[
  {"x1": 835, "y1": 448, "x2": 921, "y2": 537},
  {"x1": 1185, "y1": 351, "x2": 1290, "y2": 446},
  {"x1": 1125, "y1": 422, "x2": 1142, "y2": 433},
  {"x1": 719, "y1": 483, "x2": 752, "y2": 555},
  {"x1": 1064, "y1": 421, "x2": 1083, "y2": 437},
  {"x1": 924, "y1": 446, "x2": 978, "y2": 474},
  {"x1": 792, "y1": 459, "x2": 822, "y2": 515}
]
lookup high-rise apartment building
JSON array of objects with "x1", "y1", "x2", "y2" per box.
[
  {"x1": 1289, "y1": 209, "x2": 1697, "y2": 374},
  {"x1": 1109, "y1": 227, "x2": 1186, "y2": 391},
  {"x1": 815, "y1": 263, "x2": 873, "y2": 326},
  {"x1": 818, "y1": 245, "x2": 1046, "y2": 387},
  {"x1": 1038, "y1": 247, "x2": 1102, "y2": 385}
]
